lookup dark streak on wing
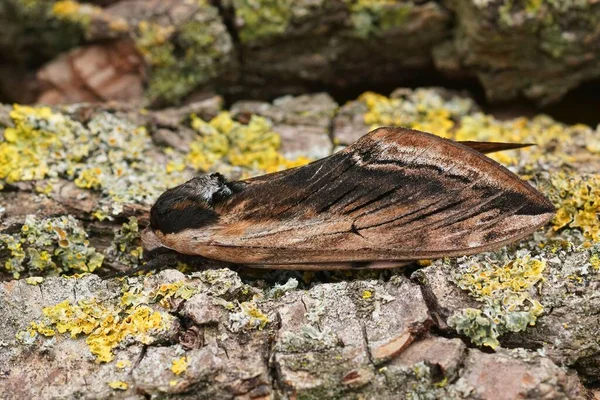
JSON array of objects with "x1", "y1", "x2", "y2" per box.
[
  {"x1": 343, "y1": 187, "x2": 397, "y2": 214},
  {"x1": 317, "y1": 186, "x2": 358, "y2": 213},
  {"x1": 273, "y1": 154, "x2": 358, "y2": 217}
]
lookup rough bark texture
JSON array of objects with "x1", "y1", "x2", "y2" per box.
[
  {"x1": 1, "y1": 88, "x2": 599, "y2": 398},
  {"x1": 2, "y1": 0, "x2": 600, "y2": 106}
]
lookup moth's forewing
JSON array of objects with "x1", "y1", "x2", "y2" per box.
[{"x1": 156, "y1": 127, "x2": 554, "y2": 266}]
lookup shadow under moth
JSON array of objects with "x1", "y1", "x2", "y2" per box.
[{"x1": 120, "y1": 127, "x2": 555, "y2": 276}]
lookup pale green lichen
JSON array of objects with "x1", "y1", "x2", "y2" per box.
[
  {"x1": 0, "y1": 215, "x2": 103, "y2": 278},
  {"x1": 229, "y1": 300, "x2": 270, "y2": 332},
  {"x1": 266, "y1": 277, "x2": 299, "y2": 298},
  {"x1": 187, "y1": 111, "x2": 311, "y2": 175},
  {"x1": 0, "y1": 104, "x2": 310, "y2": 219},
  {"x1": 492, "y1": 0, "x2": 599, "y2": 61},
  {"x1": 105, "y1": 217, "x2": 144, "y2": 269},
  {"x1": 277, "y1": 325, "x2": 340, "y2": 353},
  {"x1": 133, "y1": 2, "x2": 233, "y2": 104},
  {"x1": 233, "y1": 0, "x2": 292, "y2": 43},
  {"x1": 448, "y1": 252, "x2": 546, "y2": 348},
  {"x1": 345, "y1": 0, "x2": 412, "y2": 38}
]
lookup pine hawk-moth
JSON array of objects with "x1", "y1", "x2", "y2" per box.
[{"x1": 115, "y1": 127, "x2": 555, "y2": 276}]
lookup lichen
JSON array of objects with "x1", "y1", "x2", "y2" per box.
[
  {"x1": 379, "y1": 361, "x2": 475, "y2": 398},
  {"x1": 151, "y1": 281, "x2": 198, "y2": 309},
  {"x1": 171, "y1": 356, "x2": 188, "y2": 375},
  {"x1": 345, "y1": 0, "x2": 412, "y2": 38},
  {"x1": 277, "y1": 325, "x2": 340, "y2": 353},
  {"x1": 51, "y1": 0, "x2": 101, "y2": 28},
  {"x1": 359, "y1": 90, "x2": 475, "y2": 139},
  {"x1": 229, "y1": 300, "x2": 270, "y2": 332},
  {"x1": 105, "y1": 217, "x2": 144, "y2": 269},
  {"x1": 132, "y1": 3, "x2": 233, "y2": 104},
  {"x1": 0, "y1": 0, "x2": 87, "y2": 64},
  {"x1": 0, "y1": 104, "x2": 188, "y2": 216},
  {"x1": 27, "y1": 298, "x2": 169, "y2": 362},
  {"x1": 108, "y1": 381, "x2": 128, "y2": 390},
  {"x1": 266, "y1": 277, "x2": 299, "y2": 298},
  {"x1": 233, "y1": 0, "x2": 292, "y2": 43},
  {"x1": 448, "y1": 252, "x2": 546, "y2": 348},
  {"x1": 116, "y1": 359, "x2": 131, "y2": 369},
  {"x1": 25, "y1": 276, "x2": 44, "y2": 285},
  {"x1": 358, "y1": 89, "x2": 590, "y2": 167},
  {"x1": 187, "y1": 112, "x2": 310, "y2": 175},
  {"x1": 542, "y1": 171, "x2": 600, "y2": 242},
  {"x1": 0, "y1": 215, "x2": 104, "y2": 278}
]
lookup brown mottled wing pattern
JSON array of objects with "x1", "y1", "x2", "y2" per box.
[{"x1": 173, "y1": 127, "x2": 554, "y2": 264}]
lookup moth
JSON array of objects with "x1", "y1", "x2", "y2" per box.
[{"x1": 118, "y1": 127, "x2": 555, "y2": 276}]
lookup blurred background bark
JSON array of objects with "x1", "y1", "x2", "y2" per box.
[{"x1": 2, "y1": 0, "x2": 600, "y2": 112}]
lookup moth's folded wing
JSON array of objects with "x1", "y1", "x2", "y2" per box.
[{"x1": 195, "y1": 127, "x2": 555, "y2": 264}]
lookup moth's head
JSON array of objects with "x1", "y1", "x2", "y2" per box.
[{"x1": 150, "y1": 173, "x2": 240, "y2": 234}]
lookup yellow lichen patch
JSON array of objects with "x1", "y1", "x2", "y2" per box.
[
  {"x1": 28, "y1": 299, "x2": 167, "y2": 363},
  {"x1": 0, "y1": 105, "x2": 81, "y2": 185},
  {"x1": 362, "y1": 290, "x2": 373, "y2": 299},
  {"x1": 455, "y1": 256, "x2": 546, "y2": 298},
  {"x1": 357, "y1": 90, "x2": 587, "y2": 167},
  {"x1": 359, "y1": 90, "x2": 468, "y2": 139},
  {"x1": 171, "y1": 356, "x2": 188, "y2": 375},
  {"x1": 0, "y1": 215, "x2": 104, "y2": 278},
  {"x1": 151, "y1": 281, "x2": 198, "y2": 308},
  {"x1": 186, "y1": 112, "x2": 310, "y2": 175},
  {"x1": 25, "y1": 277, "x2": 44, "y2": 285},
  {"x1": 448, "y1": 253, "x2": 546, "y2": 348},
  {"x1": 0, "y1": 104, "x2": 188, "y2": 216},
  {"x1": 591, "y1": 253, "x2": 600, "y2": 271},
  {"x1": 453, "y1": 114, "x2": 580, "y2": 165},
  {"x1": 52, "y1": 0, "x2": 99, "y2": 24},
  {"x1": 116, "y1": 359, "x2": 132, "y2": 369},
  {"x1": 545, "y1": 172, "x2": 600, "y2": 242},
  {"x1": 108, "y1": 381, "x2": 128, "y2": 390}
]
